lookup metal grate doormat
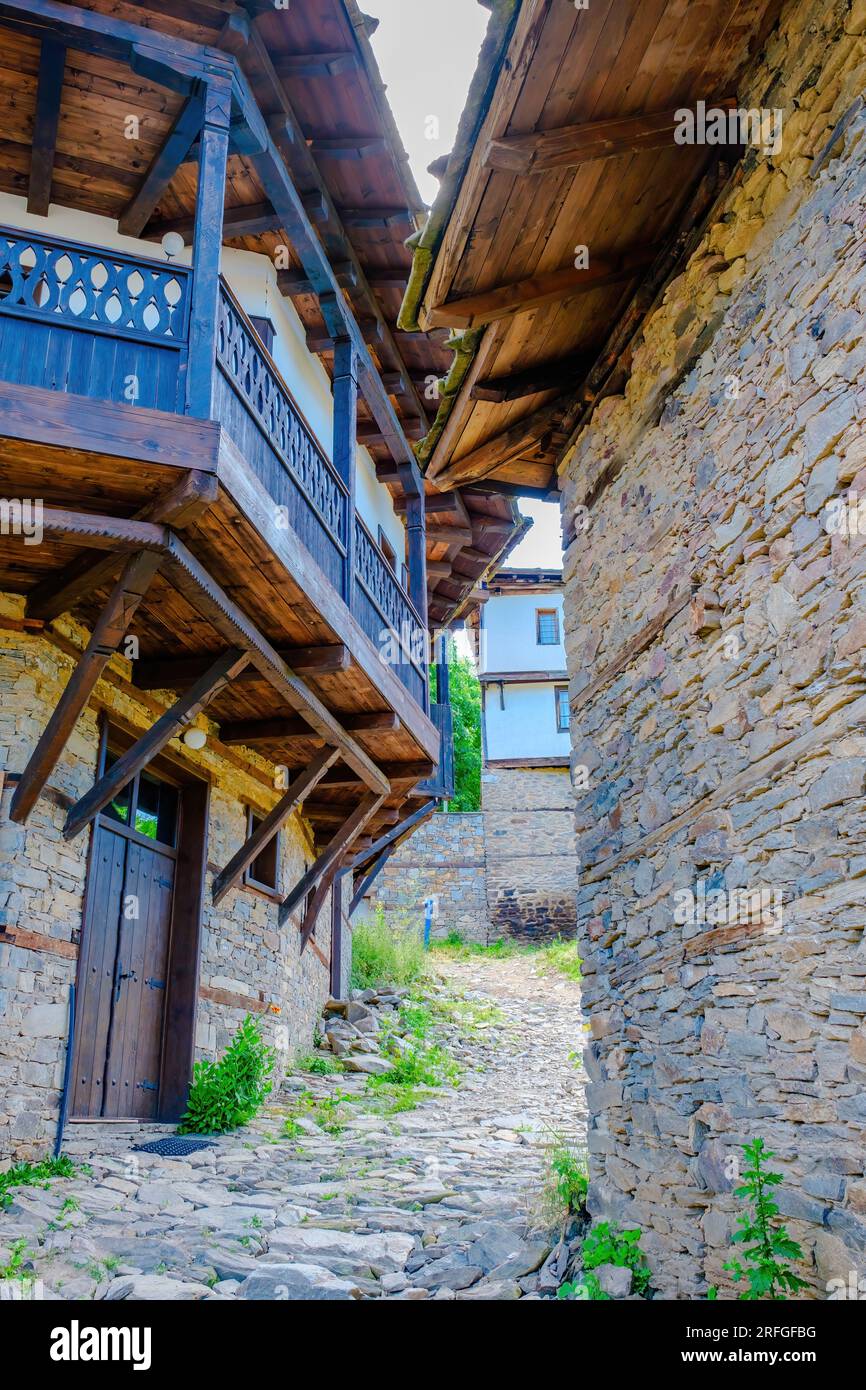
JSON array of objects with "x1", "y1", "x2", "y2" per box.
[{"x1": 133, "y1": 1136, "x2": 217, "y2": 1157}]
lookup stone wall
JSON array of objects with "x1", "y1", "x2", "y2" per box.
[
  {"x1": 372, "y1": 811, "x2": 489, "y2": 942},
  {"x1": 481, "y1": 767, "x2": 578, "y2": 943},
  {"x1": 560, "y1": 0, "x2": 866, "y2": 1300},
  {"x1": 0, "y1": 600, "x2": 332, "y2": 1160}
]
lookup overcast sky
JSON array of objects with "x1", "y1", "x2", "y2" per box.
[{"x1": 366, "y1": 1, "x2": 564, "y2": 572}]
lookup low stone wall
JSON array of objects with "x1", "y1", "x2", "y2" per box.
[
  {"x1": 0, "y1": 604, "x2": 332, "y2": 1160},
  {"x1": 560, "y1": 0, "x2": 866, "y2": 1299},
  {"x1": 371, "y1": 811, "x2": 489, "y2": 942},
  {"x1": 482, "y1": 767, "x2": 578, "y2": 943}
]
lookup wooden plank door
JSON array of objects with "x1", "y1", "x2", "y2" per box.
[{"x1": 71, "y1": 757, "x2": 180, "y2": 1120}]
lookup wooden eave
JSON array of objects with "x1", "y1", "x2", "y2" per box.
[{"x1": 402, "y1": 0, "x2": 784, "y2": 497}]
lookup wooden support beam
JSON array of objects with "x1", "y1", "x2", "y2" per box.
[
  {"x1": 27, "y1": 38, "x2": 65, "y2": 216},
  {"x1": 434, "y1": 401, "x2": 564, "y2": 488},
  {"x1": 471, "y1": 354, "x2": 589, "y2": 403},
  {"x1": 118, "y1": 90, "x2": 204, "y2": 237},
  {"x1": 278, "y1": 262, "x2": 357, "y2": 295},
  {"x1": 338, "y1": 207, "x2": 416, "y2": 229},
  {"x1": 26, "y1": 472, "x2": 217, "y2": 624},
  {"x1": 279, "y1": 792, "x2": 385, "y2": 928},
  {"x1": 305, "y1": 803, "x2": 400, "y2": 826},
  {"x1": 186, "y1": 79, "x2": 231, "y2": 417},
  {"x1": 483, "y1": 101, "x2": 736, "y2": 174},
  {"x1": 64, "y1": 648, "x2": 250, "y2": 840},
  {"x1": 427, "y1": 523, "x2": 473, "y2": 544},
  {"x1": 134, "y1": 643, "x2": 350, "y2": 689},
  {"x1": 9, "y1": 551, "x2": 162, "y2": 824},
  {"x1": 318, "y1": 760, "x2": 434, "y2": 789},
  {"x1": 348, "y1": 799, "x2": 439, "y2": 873},
  {"x1": 310, "y1": 137, "x2": 389, "y2": 160},
  {"x1": 211, "y1": 747, "x2": 339, "y2": 906},
  {"x1": 424, "y1": 248, "x2": 657, "y2": 330},
  {"x1": 219, "y1": 711, "x2": 399, "y2": 746},
  {"x1": 145, "y1": 200, "x2": 282, "y2": 245},
  {"x1": 276, "y1": 50, "x2": 358, "y2": 78}
]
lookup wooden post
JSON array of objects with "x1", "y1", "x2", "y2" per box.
[
  {"x1": 185, "y1": 77, "x2": 231, "y2": 418},
  {"x1": 330, "y1": 880, "x2": 343, "y2": 996},
  {"x1": 9, "y1": 551, "x2": 162, "y2": 824},
  {"x1": 405, "y1": 491, "x2": 428, "y2": 708},
  {"x1": 332, "y1": 336, "x2": 357, "y2": 608},
  {"x1": 63, "y1": 648, "x2": 249, "y2": 840}
]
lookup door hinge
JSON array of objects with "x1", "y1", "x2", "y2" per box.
[
  {"x1": 137, "y1": 1080, "x2": 158, "y2": 1092},
  {"x1": 145, "y1": 977, "x2": 166, "y2": 990}
]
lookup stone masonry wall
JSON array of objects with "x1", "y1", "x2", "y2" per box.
[
  {"x1": 0, "y1": 600, "x2": 331, "y2": 1160},
  {"x1": 560, "y1": 0, "x2": 866, "y2": 1299},
  {"x1": 481, "y1": 767, "x2": 578, "y2": 943},
  {"x1": 372, "y1": 811, "x2": 489, "y2": 942}
]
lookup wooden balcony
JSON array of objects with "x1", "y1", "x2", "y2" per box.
[{"x1": 0, "y1": 221, "x2": 446, "y2": 902}]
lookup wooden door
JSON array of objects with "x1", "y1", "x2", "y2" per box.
[{"x1": 72, "y1": 757, "x2": 179, "y2": 1120}]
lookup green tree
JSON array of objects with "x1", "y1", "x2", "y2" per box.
[{"x1": 432, "y1": 637, "x2": 481, "y2": 812}]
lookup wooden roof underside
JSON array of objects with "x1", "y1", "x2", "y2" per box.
[
  {"x1": 0, "y1": 0, "x2": 523, "y2": 622},
  {"x1": 407, "y1": 0, "x2": 784, "y2": 496}
]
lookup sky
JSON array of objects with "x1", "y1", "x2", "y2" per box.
[
  {"x1": 366, "y1": 2, "x2": 565, "y2": 573},
  {"x1": 365, "y1": 0, "x2": 488, "y2": 206}
]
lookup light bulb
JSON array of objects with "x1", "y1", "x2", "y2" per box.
[
  {"x1": 182, "y1": 727, "x2": 207, "y2": 751},
  {"x1": 161, "y1": 231, "x2": 185, "y2": 261}
]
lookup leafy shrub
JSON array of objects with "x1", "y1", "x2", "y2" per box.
[
  {"x1": 179, "y1": 1014, "x2": 275, "y2": 1135},
  {"x1": 296, "y1": 1052, "x2": 342, "y2": 1076},
  {"x1": 724, "y1": 1138, "x2": 809, "y2": 1299},
  {"x1": 350, "y1": 905, "x2": 427, "y2": 990},
  {"x1": 558, "y1": 1272, "x2": 610, "y2": 1301},
  {"x1": 0, "y1": 1154, "x2": 77, "y2": 1211},
  {"x1": 535, "y1": 937, "x2": 582, "y2": 982},
  {"x1": 582, "y1": 1221, "x2": 652, "y2": 1295},
  {"x1": 548, "y1": 1140, "x2": 589, "y2": 1215}
]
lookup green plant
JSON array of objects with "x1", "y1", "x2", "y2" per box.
[
  {"x1": 548, "y1": 1139, "x2": 589, "y2": 1216},
  {"x1": 723, "y1": 1139, "x2": 809, "y2": 1300},
  {"x1": 0, "y1": 1239, "x2": 30, "y2": 1280},
  {"x1": 557, "y1": 1272, "x2": 610, "y2": 1301},
  {"x1": 350, "y1": 905, "x2": 427, "y2": 990},
  {"x1": 582, "y1": 1221, "x2": 652, "y2": 1296},
  {"x1": 179, "y1": 1014, "x2": 275, "y2": 1135},
  {"x1": 0, "y1": 1154, "x2": 77, "y2": 1211},
  {"x1": 535, "y1": 937, "x2": 582, "y2": 982},
  {"x1": 297, "y1": 1052, "x2": 342, "y2": 1076},
  {"x1": 431, "y1": 637, "x2": 481, "y2": 812}
]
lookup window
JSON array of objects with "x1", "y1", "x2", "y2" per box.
[
  {"x1": 556, "y1": 686, "x2": 570, "y2": 733},
  {"x1": 243, "y1": 808, "x2": 280, "y2": 894},
  {"x1": 378, "y1": 525, "x2": 397, "y2": 573},
  {"x1": 536, "y1": 608, "x2": 560, "y2": 645}
]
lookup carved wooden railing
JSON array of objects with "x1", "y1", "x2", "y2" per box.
[
  {"x1": 214, "y1": 280, "x2": 350, "y2": 592},
  {"x1": 0, "y1": 225, "x2": 190, "y2": 410},
  {"x1": 353, "y1": 514, "x2": 428, "y2": 708}
]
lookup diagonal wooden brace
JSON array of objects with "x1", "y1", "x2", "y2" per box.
[
  {"x1": 9, "y1": 549, "x2": 162, "y2": 824},
  {"x1": 63, "y1": 648, "x2": 250, "y2": 840},
  {"x1": 211, "y1": 746, "x2": 340, "y2": 906},
  {"x1": 278, "y1": 791, "x2": 385, "y2": 930}
]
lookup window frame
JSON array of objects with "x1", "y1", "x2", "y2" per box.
[
  {"x1": 536, "y1": 607, "x2": 560, "y2": 646},
  {"x1": 555, "y1": 684, "x2": 570, "y2": 733},
  {"x1": 242, "y1": 806, "x2": 281, "y2": 898}
]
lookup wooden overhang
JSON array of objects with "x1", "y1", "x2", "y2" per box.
[
  {"x1": 400, "y1": 0, "x2": 785, "y2": 502},
  {"x1": 0, "y1": 0, "x2": 523, "y2": 621}
]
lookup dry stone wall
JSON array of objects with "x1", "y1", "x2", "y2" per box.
[
  {"x1": 560, "y1": 0, "x2": 866, "y2": 1299},
  {"x1": 372, "y1": 811, "x2": 489, "y2": 942},
  {"x1": 0, "y1": 603, "x2": 330, "y2": 1160},
  {"x1": 482, "y1": 767, "x2": 578, "y2": 943}
]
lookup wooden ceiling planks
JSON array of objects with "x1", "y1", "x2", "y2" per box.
[{"x1": 412, "y1": 0, "x2": 783, "y2": 496}]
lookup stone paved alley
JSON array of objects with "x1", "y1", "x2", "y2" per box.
[{"x1": 0, "y1": 956, "x2": 587, "y2": 1301}]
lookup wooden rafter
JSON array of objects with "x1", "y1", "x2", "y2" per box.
[
  {"x1": 424, "y1": 248, "x2": 657, "y2": 330},
  {"x1": 118, "y1": 90, "x2": 205, "y2": 237},
  {"x1": 27, "y1": 37, "x2": 65, "y2": 216},
  {"x1": 218, "y1": 712, "x2": 399, "y2": 745},
  {"x1": 279, "y1": 791, "x2": 385, "y2": 929},
  {"x1": 64, "y1": 648, "x2": 251, "y2": 840},
  {"x1": 470, "y1": 354, "x2": 589, "y2": 403},
  {"x1": 134, "y1": 644, "x2": 350, "y2": 689},
  {"x1": 483, "y1": 100, "x2": 736, "y2": 175},
  {"x1": 433, "y1": 400, "x2": 565, "y2": 489},
  {"x1": 26, "y1": 472, "x2": 217, "y2": 625},
  {"x1": 211, "y1": 747, "x2": 339, "y2": 906},
  {"x1": 9, "y1": 551, "x2": 162, "y2": 824}
]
